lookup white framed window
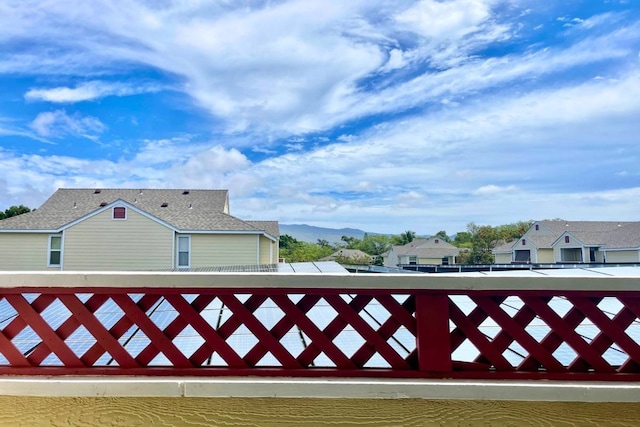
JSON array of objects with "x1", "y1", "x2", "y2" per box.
[
  {"x1": 48, "y1": 235, "x2": 62, "y2": 267},
  {"x1": 113, "y1": 206, "x2": 127, "y2": 220},
  {"x1": 177, "y1": 235, "x2": 191, "y2": 268}
]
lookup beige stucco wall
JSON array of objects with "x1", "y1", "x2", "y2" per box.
[
  {"x1": 0, "y1": 396, "x2": 638, "y2": 426},
  {"x1": 494, "y1": 253, "x2": 512, "y2": 264},
  {"x1": 606, "y1": 250, "x2": 640, "y2": 263},
  {"x1": 418, "y1": 257, "x2": 444, "y2": 265},
  {"x1": 0, "y1": 233, "x2": 59, "y2": 271},
  {"x1": 190, "y1": 234, "x2": 258, "y2": 267},
  {"x1": 538, "y1": 248, "x2": 554, "y2": 263},
  {"x1": 63, "y1": 208, "x2": 173, "y2": 271}
]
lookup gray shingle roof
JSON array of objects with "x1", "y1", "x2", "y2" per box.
[
  {"x1": 391, "y1": 238, "x2": 460, "y2": 258},
  {"x1": 0, "y1": 188, "x2": 278, "y2": 235},
  {"x1": 539, "y1": 220, "x2": 637, "y2": 235}
]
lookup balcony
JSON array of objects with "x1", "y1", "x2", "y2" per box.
[{"x1": 1, "y1": 266, "x2": 639, "y2": 424}]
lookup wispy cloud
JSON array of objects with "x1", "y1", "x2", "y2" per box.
[
  {"x1": 29, "y1": 110, "x2": 106, "y2": 140},
  {"x1": 25, "y1": 81, "x2": 162, "y2": 103}
]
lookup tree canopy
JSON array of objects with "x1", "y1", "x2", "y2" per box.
[{"x1": 0, "y1": 205, "x2": 31, "y2": 220}]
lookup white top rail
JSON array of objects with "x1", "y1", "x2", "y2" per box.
[{"x1": 0, "y1": 267, "x2": 638, "y2": 291}]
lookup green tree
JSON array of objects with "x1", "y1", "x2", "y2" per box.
[
  {"x1": 0, "y1": 205, "x2": 31, "y2": 220},
  {"x1": 391, "y1": 230, "x2": 416, "y2": 246},
  {"x1": 279, "y1": 234, "x2": 301, "y2": 251},
  {"x1": 452, "y1": 231, "x2": 473, "y2": 248},
  {"x1": 316, "y1": 238, "x2": 331, "y2": 248},
  {"x1": 281, "y1": 241, "x2": 334, "y2": 262},
  {"x1": 433, "y1": 230, "x2": 451, "y2": 243},
  {"x1": 341, "y1": 235, "x2": 361, "y2": 249},
  {"x1": 334, "y1": 254, "x2": 373, "y2": 265},
  {"x1": 358, "y1": 234, "x2": 391, "y2": 257}
]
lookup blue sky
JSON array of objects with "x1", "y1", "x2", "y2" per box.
[{"x1": 0, "y1": 0, "x2": 639, "y2": 234}]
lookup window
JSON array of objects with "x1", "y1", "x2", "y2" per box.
[
  {"x1": 48, "y1": 235, "x2": 62, "y2": 266},
  {"x1": 113, "y1": 206, "x2": 126, "y2": 219},
  {"x1": 177, "y1": 236, "x2": 190, "y2": 268}
]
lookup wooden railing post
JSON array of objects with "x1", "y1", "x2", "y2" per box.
[{"x1": 415, "y1": 294, "x2": 452, "y2": 372}]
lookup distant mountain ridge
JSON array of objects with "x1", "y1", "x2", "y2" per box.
[{"x1": 280, "y1": 224, "x2": 366, "y2": 244}]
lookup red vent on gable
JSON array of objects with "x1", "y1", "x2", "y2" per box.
[
  {"x1": 535, "y1": 224, "x2": 539, "y2": 230},
  {"x1": 113, "y1": 207, "x2": 126, "y2": 219},
  {"x1": 565, "y1": 236, "x2": 570, "y2": 243},
  {"x1": 522, "y1": 239, "x2": 526, "y2": 245},
  {"x1": 435, "y1": 239, "x2": 439, "y2": 244}
]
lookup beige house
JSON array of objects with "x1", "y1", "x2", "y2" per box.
[
  {"x1": 383, "y1": 237, "x2": 460, "y2": 267},
  {"x1": 493, "y1": 220, "x2": 640, "y2": 264},
  {"x1": 0, "y1": 188, "x2": 279, "y2": 270}
]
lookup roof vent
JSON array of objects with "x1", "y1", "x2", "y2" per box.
[
  {"x1": 188, "y1": 203, "x2": 192, "y2": 209},
  {"x1": 94, "y1": 189, "x2": 102, "y2": 194},
  {"x1": 161, "y1": 202, "x2": 168, "y2": 208},
  {"x1": 99, "y1": 202, "x2": 107, "y2": 207},
  {"x1": 73, "y1": 202, "x2": 77, "y2": 208},
  {"x1": 183, "y1": 190, "x2": 190, "y2": 195}
]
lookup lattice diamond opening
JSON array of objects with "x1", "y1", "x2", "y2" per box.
[
  {"x1": 452, "y1": 339, "x2": 480, "y2": 363},
  {"x1": 253, "y1": 298, "x2": 285, "y2": 330},
  {"x1": 172, "y1": 325, "x2": 204, "y2": 359},
  {"x1": 500, "y1": 296, "x2": 524, "y2": 316},
  {"x1": 451, "y1": 295, "x2": 476, "y2": 316},
  {"x1": 40, "y1": 299, "x2": 71, "y2": 330},
  {"x1": 333, "y1": 328, "x2": 365, "y2": 358},
  {"x1": 553, "y1": 342, "x2": 578, "y2": 365},
  {"x1": 598, "y1": 297, "x2": 624, "y2": 320},
  {"x1": 226, "y1": 325, "x2": 258, "y2": 358},
  {"x1": 548, "y1": 296, "x2": 572, "y2": 317},
  {"x1": 305, "y1": 298, "x2": 338, "y2": 330},
  {"x1": 66, "y1": 325, "x2": 96, "y2": 357}
]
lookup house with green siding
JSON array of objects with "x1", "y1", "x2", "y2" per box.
[{"x1": 0, "y1": 188, "x2": 279, "y2": 270}]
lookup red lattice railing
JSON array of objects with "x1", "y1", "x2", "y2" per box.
[{"x1": 1, "y1": 273, "x2": 640, "y2": 380}]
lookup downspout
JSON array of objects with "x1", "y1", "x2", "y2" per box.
[
  {"x1": 171, "y1": 231, "x2": 176, "y2": 270},
  {"x1": 256, "y1": 234, "x2": 260, "y2": 265},
  {"x1": 60, "y1": 230, "x2": 65, "y2": 271}
]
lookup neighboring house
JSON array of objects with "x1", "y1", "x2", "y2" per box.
[
  {"x1": 383, "y1": 237, "x2": 460, "y2": 267},
  {"x1": 320, "y1": 249, "x2": 375, "y2": 264},
  {"x1": 0, "y1": 188, "x2": 279, "y2": 271},
  {"x1": 493, "y1": 220, "x2": 640, "y2": 264}
]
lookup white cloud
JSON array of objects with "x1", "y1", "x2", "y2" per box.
[
  {"x1": 473, "y1": 185, "x2": 518, "y2": 196},
  {"x1": 29, "y1": 110, "x2": 105, "y2": 140},
  {"x1": 24, "y1": 81, "x2": 161, "y2": 103},
  {"x1": 394, "y1": 0, "x2": 491, "y2": 40}
]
